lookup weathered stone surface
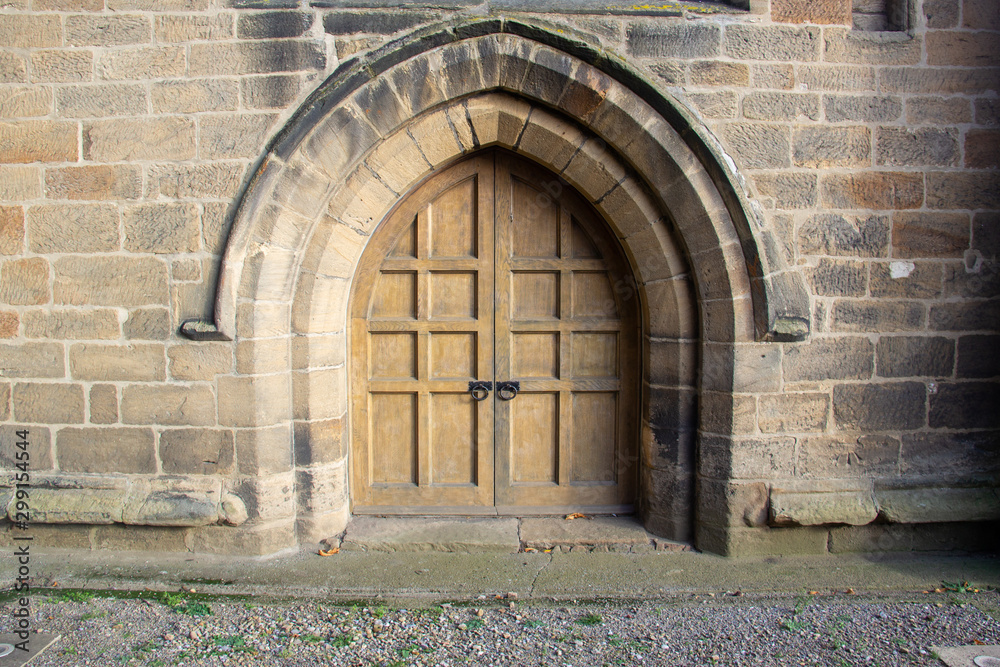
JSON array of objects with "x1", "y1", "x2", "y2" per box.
[
  {"x1": 627, "y1": 22, "x2": 720, "y2": 59},
  {"x1": 825, "y1": 94, "x2": 901, "y2": 122},
  {"x1": 70, "y1": 343, "x2": 165, "y2": 381},
  {"x1": 798, "y1": 213, "x2": 888, "y2": 258},
  {"x1": 93, "y1": 525, "x2": 189, "y2": 551},
  {"x1": 877, "y1": 336, "x2": 954, "y2": 378},
  {"x1": 121, "y1": 384, "x2": 215, "y2": 426},
  {"x1": 0, "y1": 51, "x2": 27, "y2": 83},
  {"x1": 783, "y1": 336, "x2": 873, "y2": 382},
  {"x1": 824, "y1": 28, "x2": 921, "y2": 65},
  {"x1": 123, "y1": 477, "x2": 221, "y2": 526},
  {"x1": 770, "y1": 483, "x2": 877, "y2": 527},
  {"x1": 690, "y1": 61, "x2": 748, "y2": 86},
  {"x1": 237, "y1": 473, "x2": 295, "y2": 521},
  {"x1": 30, "y1": 49, "x2": 92, "y2": 83},
  {"x1": 901, "y1": 430, "x2": 1000, "y2": 478},
  {"x1": 293, "y1": 417, "x2": 346, "y2": 466},
  {"x1": 152, "y1": 79, "x2": 238, "y2": 113},
  {"x1": 927, "y1": 171, "x2": 1000, "y2": 210},
  {"x1": 321, "y1": 11, "x2": 436, "y2": 35},
  {"x1": 752, "y1": 172, "x2": 816, "y2": 208},
  {"x1": 0, "y1": 257, "x2": 49, "y2": 305},
  {"x1": 720, "y1": 122, "x2": 790, "y2": 169},
  {"x1": 0, "y1": 166, "x2": 41, "y2": 200},
  {"x1": 0, "y1": 86, "x2": 52, "y2": 117},
  {"x1": 798, "y1": 434, "x2": 900, "y2": 478},
  {"x1": 199, "y1": 113, "x2": 275, "y2": 159},
  {"x1": 0, "y1": 425, "x2": 52, "y2": 470},
  {"x1": 123, "y1": 202, "x2": 201, "y2": 253},
  {"x1": 809, "y1": 258, "x2": 867, "y2": 297},
  {"x1": 57, "y1": 427, "x2": 156, "y2": 473},
  {"x1": 0, "y1": 206, "x2": 24, "y2": 255},
  {"x1": 188, "y1": 39, "x2": 325, "y2": 76},
  {"x1": 877, "y1": 127, "x2": 959, "y2": 167},
  {"x1": 241, "y1": 74, "x2": 302, "y2": 109},
  {"x1": 168, "y1": 343, "x2": 232, "y2": 381},
  {"x1": 907, "y1": 95, "x2": 972, "y2": 125},
  {"x1": 929, "y1": 381, "x2": 1000, "y2": 429},
  {"x1": 148, "y1": 162, "x2": 247, "y2": 199},
  {"x1": 23, "y1": 475, "x2": 127, "y2": 524},
  {"x1": 773, "y1": 0, "x2": 851, "y2": 24},
  {"x1": 65, "y1": 14, "x2": 150, "y2": 46},
  {"x1": 159, "y1": 428, "x2": 235, "y2": 475},
  {"x1": 793, "y1": 126, "x2": 870, "y2": 168},
  {"x1": 0, "y1": 120, "x2": 77, "y2": 163},
  {"x1": 930, "y1": 299, "x2": 1000, "y2": 331},
  {"x1": 13, "y1": 382, "x2": 84, "y2": 424},
  {"x1": 54, "y1": 256, "x2": 168, "y2": 306},
  {"x1": 743, "y1": 91, "x2": 819, "y2": 121},
  {"x1": 688, "y1": 91, "x2": 738, "y2": 118},
  {"x1": 235, "y1": 424, "x2": 292, "y2": 475},
  {"x1": 342, "y1": 517, "x2": 520, "y2": 553},
  {"x1": 0, "y1": 311, "x2": 16, "y2": 338},
  {"x1": 84, "y1": 116, "x2": 196, "y2": 161},
  {"x1": 725, "y1": 24, "x2": 821, "y2": 61},
  {"x1": 758, "y1": 392, "x2": 829, "y2": 433},
  {"x1": 892, "y1": 211, "x2": 969, "y2": 259},
  {"x1": 0, "y1": 14, "x2": 61, "y2": 48},
  {"x1": 831, "y1": 299, "x2": 925, "y2": 332},
  {"x1": 926, "y1": 30, "x2": 996, "y2": 67},
  {"x1": 965, "y1": 129, "x2": 1000, "y2": 169},
  {"x1": 27, "y1": 204, "x2": 120, "y2": 253},
  {"x1": 876, "y1": 485, "x2": 1000, "y2": 523},
  {"x1": 124, "y1": 307, "x2": 171, "y2": 340},
  {"x1": 189, "y1": 522, "x2": 296, "y2": 556},
  {"x1": 156, "y1": 14, "x2": 233, "y2": 42},
  {"x1": 237, "y1": 11, "x2": 312, "y2": 39},
  {"x1": 89, "y1": 384, "x2": 118, "y2": 424},
  {"x1": 700, "y1": 434, "x2": 796, "y2": 479},
  {"x1": 98, "y1": 46, "x2": 185, "y2": 81},
  {"x1": 821, "y1": 172, "x2": 923, "y2": 210},
  {"x1": 44, "y1": 166, "x2": 142, "y2": 201},
  {"x1": 870, "y1": 261, "x2": 941, "y2": 298},
  {"x1": 218, "y1": 373, "x2": 291, "y2": 427},
  {"x1": 830, "y1": 522, "x2": 998, "y2": 554},
  {"x1": 957, "y1": 335, "x2": 1000, "y2": 378},
  {"x1": 295, "y1": 463, "x2": 347, "y2": 515},
  {"x1": 0, "y1": 342, "x2": 63, "y2": 378},
  {"x1": 833, "y1": 382, "x2": 925, "y2": 431}
]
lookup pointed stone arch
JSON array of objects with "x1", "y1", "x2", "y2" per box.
[{"x1": 188, "y1": 19, "x2": 811, "y2": 554}]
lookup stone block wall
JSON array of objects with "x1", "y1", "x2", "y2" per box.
[{"x1": 0, "y1": 0, "x2": 997, "y2": 556}]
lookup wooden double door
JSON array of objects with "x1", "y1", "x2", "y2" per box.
[{"x1": 350, "y1": 151, "x2": 638, "y2": 514}]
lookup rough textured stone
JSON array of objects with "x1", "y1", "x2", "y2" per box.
[
  {"x1": 188, "y1": 39, "x2": 325, "y2": 76},
  {"x1": 825, "y1": 94, "x2": 901, "y2": 122},
  {"x1": 66, "y1": 14, "x2": 150, "y2": 46},
  {"x1": 84, "y1": 117, "x2": 196, "y2": 161},
  {"x1": 156, "y1": 14, "x2": 233, "y2": 42},
  {"x1": 342, "y1": 517, "x2": 520, "y2": 553},
  {"x1": 124, "y1": 307, "x2": 171, "y2": 340},
  {"x1": 148, "y1": 162, "x2": 247, "y2": 199},
  {"x1": 0, "y1": 425, "x2": 52, "y2": 470},
  {"x1": 89, "y1": 384, "x2": 118, "y2": 424},
  {"x1": 167, "y1": 343, "x2": 232, "y2": 381},
  {"x1": 0, "y1": 14, "x2": 61, "y2": 48},
  {"x1": 627, "y1": 22, "x2": 720, "y2": 58},
  {"x1": 809, "y1": 258, "x2": 867, "y2": 296},
  {"x1": 218, "y1": 373, "x2": 291, "y2": 427},
  {"x1": 93, "y1": 525, "x2": 189, "y2": 551},
  {"x1": 821, "y1": 172, "x2": 923, "y2": 210},
  {"x1": 690, "y1": 61, "x2": 748, "y2": 86},
  {"x1": 0, "y1": 311, "x2": 17, "y2": 338},
  {"x1": 833, "y1": 382, "x2": 926, "y2": 431},
  {"x1": 159, "y1": 428, "x2": 235, "y2": 475},
  {"x1": 724, "y1": 24, "x2": 821, "y2": 61},
  {"x1": 27, "y1": 204, "x2": 119, "y2": 253},
  {"x1": 892, "y1": 211, "x2": 969, "y2": 259},
  {"x1": 0, "y1": 120, "x2": 77, "y2": 163},
  {"x1": 752, "y1": 172, "x2": 816, "y2": 209},
  {"x1": 758, "y1": 393, "x2": 829, "y2": 433},
  {"x1": 152, "y1": 79, "x2": 238, "y2": 113},
  {"x1": 824, "y1": 28, "x2": 921, "y2": 65},
  {"x1": 24, "y1": 475, "x2": 127, "y2": 524},
  {"x1": 870, "y1": 261, "x2": 942, "y2": 298},
  {"x1": 770, "y1": 484, "x2": 877, "y2": 527},
  {"x1": 0, "y1": 257, "x2": 49, "y2": 305},
  {"x1": 926, "y1": 31, "x2": 996, "y2": 68},
  {"x1": 121, "y1": 384, "x2": 215, "y2": 426},
  {"x1": 54, "y1": 256, "x2": 168, "y2": 306},
  {"x1": 877, "y1": 336, "x2": 954, "y2": 378},
  {"x1": 22, "y1": 309, "x2": 119, "y2": 340},
  {"x1": 0, "y1": 166, "x2": 41, "y2": 200},
  {"x1": 0, "y1": 85, "x2": 51, "y2": 118},
  {"x1": 957, "y1": 335, "x2": 1000, "y2": 378},
  {"x1": 123, "y1": 202, "x2": 201, "y2": 253},
  {"x1": 720, "y1": 123, "x2": 790, "y2": 169},
  {"x1": 70, "y1": 343, "x2": 165, "y2": 382},
  {"x1": 783, "y1": 336, "x2": 873, "y2": 382},
  {"x1": 831, "y1": 299, "x2": 925, "y2": 332},
  {"x1": 321, "y1": 11, "x2": 436, "y2": 35},
  {"x1": 798, "y1": 434, "x2": 900, "y2": 478},
  {"x1": 798, "y1": 65, "x2": 875, "y2": 91},
  {"x1": 97, "y1": 46, "x2": 185, "y2": 81},
  {"x1": 927, "y1": 171, "x2": 1000, "y2": 210},
  {"x1": 965, "y1": 129, "x2": 1000, "y2": 169},
  {"x1": 929, "y1": 381, "x2": 1000, "y2": 429},
  {"x1": 241, "y1": 74, "x2": 302, "y2": 109},
  {"x1": 773, "y1": 0, "x2": 852, "y2": 24},
  {"x1": 798, "y1": 213, "x2": 888, "y2": 258},
  {"x1": 743, "y1": 92, "x2": 819, "y2": 121},
  {"x1": 57, "y1": 427, "x2": 156, "y2": 473},
  {"x1": 0, "y1": 206, "x2": 24, "y2": 255},
  {"x1": 876, "y1": 485, "x2": 1000, "y2": 523},
  {"x1": 907, "y1": 96, "x2": 973, "y2": 125},
  {"x1": 793, "y1": 126, "x2": 870, "y2": 168},
  {"x1": 198, "y1": 113, "x2": 275, "y2": 159},
  {"x1": 44, "y1": 166, "x2": 142, "y2": 201},
  {"x1": 237, "y1": 11, "x2": 312, "y2": 39},
  {"x1": 123, "y1": 477, "x2": 221, "y2": 527},
  {"x1": 0, "y1": 342, "x2": 63, "y2": 378},
  {"x1": 877, "y1": 127, "x2": 959, "y2": 167}
]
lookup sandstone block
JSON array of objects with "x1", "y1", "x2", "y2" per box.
[
  {"x1": 97, "y1": 46, "x2": 185, "y2": 81},
  {"x1": 58, "y1": 83, "x2": 150, "y2": 119},
  {"x1": 46, "y1": 166, "x2": 142, "y2": 201},
  {"x1": 752, "y1": 172, "x2": 817, "y2": 209},
  {"x1": 877, "y1": 336, "x2": 954, "y2": 378},
  {"x1": 965, "y1": 129, "x2": 1000, "y2": 169},
  {"x1": 189, "y1": 522, "x2": 295, "y2": 556},
  {"x1": 28, "y1": 203, "x2": 120, "y2": 253},
  {"x1": 235, "y1": 424, "x2": 293, "y2": 475},
  {"x1": 687, "y1": 91, "x2": 738, "y2": 119},
  {"x1": 758, "y1": 392, "x2": 829, "y2": 433},
  {"x1": 626, "y1": 22, "x2": 720, "y2": 58},
  {"x1": 237, "y1": 473, "x2": 295, "y2": 521},
  {"x1": 124, "y1": 307, "x2": 171, "y2": 340},
  {"x1": 891, "y1": 211, "x2": 969, "y2": 259},
  {"x1": 823, "y1": 27, "x2": 921, "y2": 65},
  {"x1": 159, "y1": 428, "x2": 235, "y2": 475},
  {"x1": 880, "y1": 66, "x2": 1000, "y2": 95},
  {"x1": 168, "y1": 343, "x2": 232, "y2": 381},
  {"x1": 93, "y1": 525, "x2": 189, "y2": 551},
  {"x1": 13, "y1": 382, "x2": 84, "y2": 424},
  {"x1": 831, "y1": 300, "x2": 925, "y2": 332},
  {"x1": 725, "y1": 24, "x2": 821, "y2": 61},
  {"x1": 199, "y1": 113, "x2": 275, "y2": 160},
  {"x1": 123, "y1": 202, "x2": 201, "y2": 253},
  {"x1": 700, "y1": 434, "x2": 796, "y2": 479},
  {"x1": 321, "y1": 11, "x2": 434, "y2": 35},
  {"x1": 901, "y1": 429, "x2": 999, "y2": 477},
  {"x1": 54, "y1": 256, "x2": 168, "y2": 307},
  {"x1": 108, "y1": 0, "x2": 211, "y2": 10},
  {"x1": 0, "y1": 206, "x2": 23, "y2": 255},
  {"x1": 25, "y1": 475, "x2": 127, "y2": 524},
  {"x1": 820, "y1": 172, "x2": 923, "y2": 210},
  {"x1": 0, "y1": 14, "x2": 61, "y2": 48},
  {"x1": 241, "y1": 74, "x2": 302, "y2": 109},
  {"x1": 296, "y1": 464, "x2": 347, "y2": 515},
  {"x1": 149, "y1": 162, "x2": 247, "y2": 199},
  {"x1": 772, "y1": 0, "x2": 851, "y2": 24},
  {"x1": 0, "y1": 342, "x2": 63, "y2": 378},
  {"x1": 66, "y1": 14, "x2": 150, "y2": 46},
  {"x1": 929, "y1": 381, "x2": 1000, "y2": 429},
  {"x1": 0, "y1": 86, "x2": 52, "y2": 117},
  {"x1": 877, "y1": 127, "x2": 959, "y2": 167},
  {"x1": 930, "y1": 300, "x2": 1000, "y2": 331},
  {"x1": 0, "y1": 51, "x2": 26, "y2": 83},
  {"x1": 833, "y1": 381, "x2": 925, "y2": 430},
  {"x1": 797, "y1": 65, "x2": 875, "y2": 91},
  {"x1": 121, "y1": 384, "x2": 216, "y2": 426},
  {"x1": 697, "y1": 525, "x2": 830, "y2": 557},
  {"x1": 876, "y1": 485, "x2": 1000, "y2": 523},
  {"x1": 0, "y1": 166, "x2": 41, "y2": 200},
  {"x1": 57, "y1": 427, "x2": 156, "y2": 473},
  {"x1": 0, "y1": 312, "x2": 16, "y2": 338},
  {"x1": 84, "y1": 116, "x2": 196, "y2": 161},
  {"x1": 238, "y1": 11, "x2": 312, "y2": 39},
  {"x1": 31, "y1": 49, "x2": 94, "y2": 83},
  {"x1": 923, "y1": 0, "x2": 959, "y2": 28},
  {"x1": 123, "y1": 477, "x2": 221, "y2": 527},
  {"x1": 793, "y1": 126, "x2": 870, "y2": 168},
  {"x1": 783, "y1": 336, "x2": 873, "y2": 382},
  {"x1": 0, "y1": 120, "x2": 77, "y2": 163},
  {"x1": 963, "y1": 0, "x2": 1000, "y2": 29},
  {"x1": 35, "y1": 0, "x2": 103, "y2": 10},
  {"x1": 957, "y1": 335, "x2": 1000, "y2": 378},
  {"x1": 743, "y1": 92, "x2": 819, "y2": 121},
  {"x1": 926, "y1": 31, "x2": 996, "y2": 67},
  {"x1": 798, "y1": 213, "x2": 888, "y2": 258},
  {"x1": 690, "y1": 61, "x2": 748, "y2": 86},
  {"x1": 70, "y1": 343, "x2": 165, "y2": 381},
  {"x1": 720, "y1": 122, "x2": 790, "y2": 169},
  {"x1": 0, "y1": 257, "x2": 49, "y2": 305},
  {"x1": 770, "y1": 483, "x2": 877, "y2": 527},
  {"x1": 927, "y1": 172, "x2": 1000, "y2": 211},
  {"x1": 0, "y1": 425, "x2": 52, "y2": 470},
  {"x1": 809, "y1": 258, "x2": 867, "y2": 296},
  {"x1": 824, "y1": 94, "x2": 901, "y2": 122},
  {"x1": 218, "y1": 373, "x2": 292, "y2": 427},
  {"x1": 152, "y1": 79, "x2": 238, "y2": 114},
  {"x1": 870, "y1": 261, "x2": 942, "y2": 298},
  {"x1": 907, "y1": 96, "x2": 972, "y2": 125},
  {"x1": 89, "y1": 384, "x2": 118, "y2": 424},
  {"x1": 797, "y1": 434, "x2": 900, "y2": 478},
  {"x1": 188, "y1": 40, "x2": 325, "y2": 77},
  {"x1": 155, "y1": 14, "x2": 234, "y2": 42}
]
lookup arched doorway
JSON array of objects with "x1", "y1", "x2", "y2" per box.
[{"x1": 350, "y1": 150, "x2": 639, "y2": 515}]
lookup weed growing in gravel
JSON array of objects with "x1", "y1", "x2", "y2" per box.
[
  {"x1": 331, "y1": 632, "x2": 354, "y2": 647},
  {"x1": 780, "y1": 618, "x2": 808, "y2": 632},
  {"x1": 523, "y1": 620, "x2": 544, "y2": 628},
  {"x1": 52, "y1": 590, "x2": 96, "y2": 603},
  {"x1": 576, "y1": 613, "x2": 603, "y2": 626},
  {"x1": 302, "y1": 633, "x2": 323, "y2": 643},
  {"x1": 466, "y1": 618, "x2": 485, "y2": 630},
  {"x1": 81, "y1": 610, "x2": 106, "y2": 620},
  {"x1": 373, "y1": 604, "x2": 389, "y2": 618},
  {"x1": 155, "y1": 591, "x2": 212, "y2": 616}
]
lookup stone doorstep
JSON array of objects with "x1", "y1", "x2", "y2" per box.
[
  {"x1": 932, "y1": 645, "x2": 1000, "y2": 667},
  {"x1": 335, "y1": 516, "x2": 692, "y2": 554},
  {"x1": 0, "y1": 634, "x2": 61, "y2": 667}
]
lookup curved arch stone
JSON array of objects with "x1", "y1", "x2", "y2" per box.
[{"x1": 187, "y1": 20, "x2": 811, "y2": 553}]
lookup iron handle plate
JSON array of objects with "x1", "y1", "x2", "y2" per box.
[
  {"x1": 468, "y1": 380, "x2": 493, "y2": 401},
  {"x1": 497, "y1": 380, "x2": 520, "y2": 401}
]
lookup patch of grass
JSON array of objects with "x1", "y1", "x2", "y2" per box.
[
  {"x1": 81, "y1": 610, "x2": 107, "y2": 621},
  {"x1": 397, "y1": 644, "x2": 421, "y2": 657},
  {"x1": 331, "y1": 632, "x2": 353, "y2": 648},
  {"x1": 373, "y1": 604, "x2": 389, "y2": 619},
  {"x1": 576, "y1": 613, "x2": 603, "y2": 626},
  {"x1": 780, "y1": 618, "x2": 807, "y2": 632},
  {"x1": 523, "y1": 620, "x2": 544, "y2": 628},
  {"x1": 301, "y1": 634, "x2": 323, "y2": 644},
  {"x1": 212, "y1": 635, "x2": 246, "y2": 647},
  {"x1": 52, "y1": 590, "x2": 95, "y2": 603},
  {"x1": 607, "y1": 633, "x2": 622, "y2": 646},
  {"x1": 466, "y1": 618, "x2": 484, "y2": 630},
  {"x1": 942, "y1": 580, "x2": 978, "y2": 593}
]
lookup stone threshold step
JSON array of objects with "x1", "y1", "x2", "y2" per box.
[{"x1": 330, "y1": 516, "x2": 692, "y2": 554}]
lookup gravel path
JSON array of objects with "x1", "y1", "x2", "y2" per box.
[{"x1": 6, "y1": 588, "x2": 999, "y2": 666}]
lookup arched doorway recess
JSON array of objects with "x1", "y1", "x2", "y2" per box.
[
  {"x1": 350, "y1": 150, "x2": 640, "y2": 515},
  {"x1": 188, "y1": 20, "x2": 811, "y2": 554}
]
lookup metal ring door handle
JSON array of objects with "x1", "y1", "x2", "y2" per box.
[
  {"x1": 468, "y1": 380, "x2": 493, "y2": 401},
  {"x1": 497, "y1": 381, "x2": 520, "y2": 401}
]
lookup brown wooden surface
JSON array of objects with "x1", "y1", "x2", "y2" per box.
[{"x1": 351, "y1": 150, "x2": 638, "y2": 513}]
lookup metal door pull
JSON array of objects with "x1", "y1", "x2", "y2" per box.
[
  {"x1": 497, "y1": 380, "x2": 520, "y2": 400},
  {"x1": 468, "y1": 380, "x2": 493, "y2": 401}
]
